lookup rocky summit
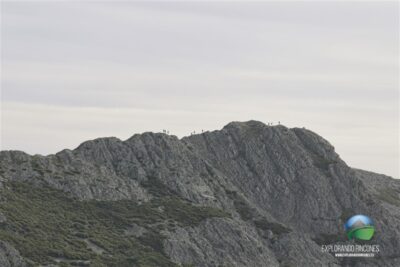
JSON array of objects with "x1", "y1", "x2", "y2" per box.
[{"x1": 0, "y1": 120, "x2": 399, "y2": 267}]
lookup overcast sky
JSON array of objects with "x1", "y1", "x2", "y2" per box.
[{"x1": 1, "y1": 1, "x2": 399, "y2": 178}]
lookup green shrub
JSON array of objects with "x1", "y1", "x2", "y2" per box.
[
  {"x1": 0, "y1": 181, "x2": 227, "y2": 266},
  {"x1": 225, "y1": 190, "x2": 255, "y2": 221}
]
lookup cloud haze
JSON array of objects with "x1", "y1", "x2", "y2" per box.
[{"x1": 1, "y1": 1, "x2": 399, "y2": 177}]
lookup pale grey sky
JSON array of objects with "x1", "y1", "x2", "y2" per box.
[{"x1": 1, "y1": 1, "x2": 399, "y2": 178}]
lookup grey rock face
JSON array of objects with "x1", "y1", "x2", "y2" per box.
[
  {"x1": 164, "y1": 217, "x2": 280, "y2": 267},
  {"x1": 0, "y1": 212, "x2": 6, "y2": 223},
  {"x1": 0, "y1": 241, "x2": 26, "y2": 267},
  {"x1": 0, "y1": 120, "x2": 399, "y2": 266}
]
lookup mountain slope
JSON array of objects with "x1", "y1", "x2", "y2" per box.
[{"x1": 0, "y1": 121, "x2": 399, "y2": 266}]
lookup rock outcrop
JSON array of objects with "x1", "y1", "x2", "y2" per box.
[
  {"x1": 0, "y1": 241, "x2": 26, "y2": 267},
  {"x1": 0, "y1": 120, "x2": 398, "y2": 266}
]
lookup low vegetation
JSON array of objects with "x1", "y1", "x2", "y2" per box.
[
  {"x1": 225, "y1": 189, "x2": 291, "y2": 236},
  {"x1": 0, "y1": 181, "x2": 228, "y2": 266},
  {"x1": 225, "y1": 189, "x2": 256, "y2": 221}
]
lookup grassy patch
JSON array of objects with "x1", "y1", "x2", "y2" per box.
[
  {"x1": 0, "y1": 181, "x2": 227, "y2": 266},
  {"x1": 159, "y1": 197, "x2": 229, "y2": 227},
  {"x1": 225, "y1": 189, "x2": 291, "y2": 236},
  {"x1": 225, "y1": 189, "x2": 255, "y2": 221},
  {"x1": 140, "y1": 175, "x2": 178, "y2": 198}
]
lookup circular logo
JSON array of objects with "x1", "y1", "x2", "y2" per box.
[{"x1": 344, "y1": 214, "x2": 375, "y2": 241}]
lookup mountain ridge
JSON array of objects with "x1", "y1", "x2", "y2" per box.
[{"x1": 0, "y1": 120, "x2": 399, "y2": 266}]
